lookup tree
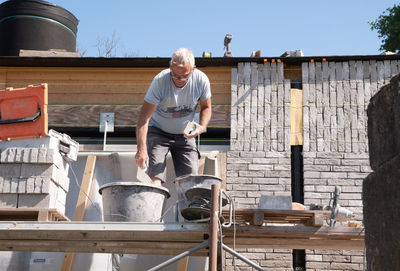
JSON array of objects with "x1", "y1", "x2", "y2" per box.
[{"x1": 369, "y1": 4, "x2": 400, "y2": 53}]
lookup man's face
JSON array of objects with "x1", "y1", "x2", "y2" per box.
[{"x1": 170, "y1": 62, "x2": 194, "y2": 88}]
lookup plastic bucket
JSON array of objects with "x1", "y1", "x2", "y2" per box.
[
  {"x1": 99, "y1": 182, "x2": 170, "y2": 222},
  {"x1": 174, "y1": 175, "x2": 223, "y2": 219}
]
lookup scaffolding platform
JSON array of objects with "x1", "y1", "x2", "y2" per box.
[{"x1": 0, "y1": 219, "x2": 364, "y2": 255}]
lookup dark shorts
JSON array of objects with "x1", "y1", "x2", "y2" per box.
[{"x1": 147, "y1": 126, "x2": 200, "y2": 182}]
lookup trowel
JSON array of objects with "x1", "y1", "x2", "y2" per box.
[{"x1": 136, "y1": 163, "x2": 153, "y2": 184}]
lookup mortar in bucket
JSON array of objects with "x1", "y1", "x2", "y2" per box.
[
  {"x1": 99, "y1": 182, "x2": 170, "y2": 222},
  {"x1": 174, "y1": 174, "x2": 226, "y2": 221}
]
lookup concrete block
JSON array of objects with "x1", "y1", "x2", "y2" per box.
[
  {"x1": 0, "y1": 163, "x2": 21, "y2": 177},
  {"x1": 18, "y1": 194, "x2": 56, "y2": 209},
  {"x1": 0, "y1": 193, "x2": 17, "y2": 207},
  {"x1": 37, "y1": 148, "x2": 47, "y2": 163},
  {"x1": 0, "y1": 129, "x2": 79, "y2": 162},
  {"x1": 6, "y1": 148, "x2": 16, "y2": 163},
  {"x1": 0, "y1": 176, "x2": 3, "y2": 193},
  {"x1": 18, "y1": 178, "x2": 27, "y2": 193},
  {"x1": 26, "y1": 177, "x2": 36, "y2": 193},
  {"x1": 29, "y1": 148, "x2": 39, "y2": 163},
  {"x1": 259, "y1": 195, "x2": 292, "y2": 210},
  {"x1": 22, "y1": 148, "x2": 31, "y2": 163},
  {"x1": 10, "y1": 178, "x2": 19, "y2": 193},
  {"x1": 2, "y1": 177, "x2": 11, "y2": 193}
]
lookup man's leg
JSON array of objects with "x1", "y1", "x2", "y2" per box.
[
  {"x1": 147, "y1": 128, "x2": 171, "y2": 185},
  {"x1": 170, "y1": 137, "x2": 200, "y2": 177}
]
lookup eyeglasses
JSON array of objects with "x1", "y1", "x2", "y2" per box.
[{"x1": 170, "y1": 69, "x2": 193, "y2": 82}]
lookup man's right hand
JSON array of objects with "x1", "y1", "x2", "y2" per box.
[{"x1": 135, "y1": 150, "x2": 149, "y2": 169}]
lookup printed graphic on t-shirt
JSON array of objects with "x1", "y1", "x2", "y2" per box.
[{"x1": 164, "y1": 105, "x2": 193, "y2": 118}]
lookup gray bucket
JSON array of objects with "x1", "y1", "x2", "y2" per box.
[
  {"x1": 175, "y1": 175, "x2": 223, "y2": 220},
  {"x1": 99, "y1": 182, "x2": 170, "y2": 222}
]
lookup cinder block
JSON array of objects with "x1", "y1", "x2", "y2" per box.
[
  {"x1": 0, "y1": 193, "x2": 18, "y2": 207},
  {"x1": 10, "y1": 178, "x2": 19, "y2": 193},
  {"x1": 29, "y1": 148, "x2": 38, "y2": 163},
  {"x1": 37, "y1": 148, "x2": 47, "y2": 163},
  {"x1": 17, "y1": 178, "x2": 27, "y2": 193},
  {"x1": 2, "y1": 177, "x2": 11, "y2": 193},
  {"x1": 22, "y1": 148, "x2": 31, "y2": 163},
  {"x1": 18, "y1": 194, "x2": 56, "y2": 209},
  {"x1": 0, "y1": 163, "x2": 21, "y2": 177},
  {"x1": 26, "y1": 177, "x2": 36, "y2": 193},
  {"x1": 36, "y1": 177, "x2": 58, "y2": 194}
]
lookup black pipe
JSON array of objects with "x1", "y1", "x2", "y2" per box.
[{"x1": 291, "y1": 145, "x2": 305, "y2": 270}]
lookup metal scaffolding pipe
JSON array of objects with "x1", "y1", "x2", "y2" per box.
[
  {"x1": 221, "y1": 243, "x2": 266, "y2": 271},
  {"x1": 148, "y1": 240, "x2": 210, "y2": 271},
  {"x1": 209, "y1": 184, "x2": 219, "y2": 271}
]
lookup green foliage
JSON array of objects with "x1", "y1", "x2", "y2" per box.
[{"x1": 369, "y1": 4, "x2": 400, "y2": 53}]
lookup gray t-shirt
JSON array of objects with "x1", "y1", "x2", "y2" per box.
[{"x1": 144, "y1": 68, "x2": 211, "y2": 134}]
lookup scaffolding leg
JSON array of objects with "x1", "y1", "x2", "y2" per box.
[
  {"x1": 148, "y1": 240, "x2": 209, "y2": 271},
  {"x1": 209, "y1": 184, "x2": 219, "y2": 271},
  {"x1": 221, "y1": 242, "x2": 266, "y2": 271}
]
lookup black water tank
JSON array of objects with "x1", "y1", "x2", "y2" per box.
[{"x1": 0, "y1": 0, "x2": 78, "y2": 56}]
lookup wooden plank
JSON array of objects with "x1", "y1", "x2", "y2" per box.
[
  {"x1": 48, "y1": 104, "x2": 230, "y2": 129},
  {"x1": 61, "y1": 155, "x2": 97, "y2": 271},
  {"x1": 290, "y1": 88, "x2": 303, "y2": 145},
  {"x1": 177, "y1": 257, "x2": 189, "y2": 271}
]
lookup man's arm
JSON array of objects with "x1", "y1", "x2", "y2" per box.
[
  {"x1": 135, "y1": 101, "x2": 157, "y2": 168},
  {"x1": 185, "y1": 98, "x2": 212, "y2": 139}
]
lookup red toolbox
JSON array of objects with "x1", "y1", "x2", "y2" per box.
[{"x1": 0, "y1": 83, "x2": 48, "y2": 140}]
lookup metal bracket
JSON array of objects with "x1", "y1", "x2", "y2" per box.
[{"x1": 100, "y1": 112, "x2": 115, "y2": 133}]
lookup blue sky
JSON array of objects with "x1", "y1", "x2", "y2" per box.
[{"x1": 3, "y1": 0, "x2": 399, "y2": 57}]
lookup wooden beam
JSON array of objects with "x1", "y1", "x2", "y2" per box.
[
  {"x1": 177, "y1": 257, "x2": 189, "y2": 271},
  {"x1": 61, "y1": 155, "x2": 96, "y2": 271},
  {"x1": 290, "y1": 88, "x2": 303, "y2": 145}
]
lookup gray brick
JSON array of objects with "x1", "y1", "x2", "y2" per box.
[
  {"x1": 304, "y1": 165, "x2": 330, "y2": 171},
  {"x1": 15, "y1": 148, "x2": 23, "y2": 162},
  {"x1": 22, "y1": 148, "x2": 31, "y2": 163},
  {"x1": 327, "y1": 179, "x2": 355, "y2": 186},
  {"x1": 264, "y1": 171, "x2": 290, "y2": 178},
  {"x1": 2, "y1": 177, "x2": 11, "y2": 193},
  {"x1": 0, "y1": 194, "x2": 17, "y2": 207},
  {"x1": 239, "y1": 151, "x2": 266, "y2": 158},
  {"x1": 18, "y1": 194, "x2": 54, "y2": 209},
  {"x1": 29, "y1": 148, "x2": 39, "y2": 163},
  {"x1": 316, "y1": 152, "x2": 344, "y2": 159},
  {"x1": 227, "y1": 164, "x2": 248, "y2": 171},
  {"x1": 248, "y1": 164, "x2": 274, "y2": 171},
  {"x1": 252, "y1": 158, "x2": 279, "y2": 164},
  {"x1": 26, "y1": 177, "x2": 35, "y2": 193},
  {"x1": 347, "y1": 172, "x2": 369, "y2": 179},
  {"x1": 6, "y1": 148, "x2": 16, "y2": 163},
  {"x1": 314, "y1": 158, "x2": 341, "y2": 165},
  {"x1": 232, "y1": 184, "x2": 259, "y2": 191},
  {"x1": 226, "y1": 158, "x2": 251, "y2": 164},
  {"x1": 226, "y1": 177, "x2": 252, "y2": 184},
  {"x1": 320, "y1": 172, "x2": 348, "y2": 179},
  {"x1": 18, "y1": 178, "x2": 27, "y2": 193},
  {"x1": 10, "y1": 178, "x2": 19, "y2": 193},
  {"x1": 252, "y1": 178, "x2": 279, "y2": 185},
  {"x1": 0, "y1": 164, "x2": 21, "y2": 177},
  {"x1": 259, "y1": 184, "x2": 286, "y2": 191},
  {"x1": 238, "y1": 171, "x2": 264, "y2": 177},
  {"x1": 37, "y1": 148, "x2": 47, "y2": 163}
]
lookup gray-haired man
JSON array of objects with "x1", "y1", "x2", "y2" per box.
[{"x1": 135, "y1": 48, "x2": 212, "y2": 186}]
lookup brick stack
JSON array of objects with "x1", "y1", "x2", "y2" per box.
[{"x1": 0, "y1": 130, "x2": 78, "y2": 215}]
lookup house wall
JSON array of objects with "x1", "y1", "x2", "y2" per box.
[{"x1": 226, "y1": 60, "x2": 400, "y2": 270}]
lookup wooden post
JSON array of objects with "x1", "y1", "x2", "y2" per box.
[
  {"x1": 177, "y1": 256, "x2": 189, "y2": 271},
  {"x1": 209, "y1": 184, "x2": 219, "y2": 271},
  {"x1": 61, "y1": 155, "x2": 97, "y2": 271}
]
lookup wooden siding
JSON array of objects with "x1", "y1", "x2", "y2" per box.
[{"x1": 0, "y1": 66, "x2": 231, "y2": 128}]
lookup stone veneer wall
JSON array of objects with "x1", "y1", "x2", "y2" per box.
[
  {"x1": 226, "y1": 60, "x2": 400, "y2": 270},
  {"x1": 227, "y1": 62, "x2": 293, "y2": 271}
]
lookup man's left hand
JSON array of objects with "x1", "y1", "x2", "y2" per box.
[{"x1": 184, "y1": 122, "x2": 205, "y2": 139}]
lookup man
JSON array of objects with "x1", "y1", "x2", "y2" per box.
[{"x1": 135, "y1": 48, "x2": 212, "y2": 186}]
